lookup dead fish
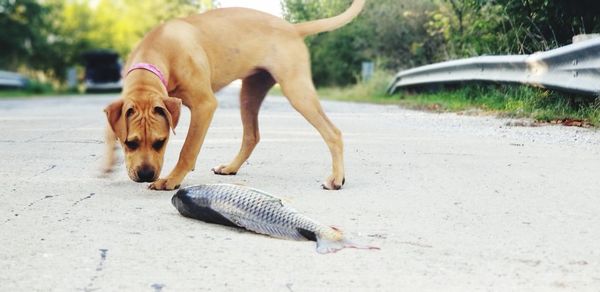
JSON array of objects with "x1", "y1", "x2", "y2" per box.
[{"x1": 171, "y1": 184, "x2": 379, "y2": 254}]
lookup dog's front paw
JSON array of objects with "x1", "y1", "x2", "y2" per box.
[
  {"x1": 149, "y1": 177, "x2": 182, "y2": 191},
  {"x1": 101, "y1": 159, "x2": 116, "y2": 174},
  {"x1": 322, "y1": 176, "x2": 346, "y2": 191},
  {"x1": 211, "y1": 165, "x2": 238, "y2": 175}
]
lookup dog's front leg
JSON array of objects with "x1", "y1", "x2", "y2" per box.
[
  {"x1": 101, "y1": 126, "x2": 117, "y2": 174},
  {"x1": 149, "y1": 98, "x2": 217, "y2": 190}
]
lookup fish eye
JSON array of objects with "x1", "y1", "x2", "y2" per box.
[
  {"x1": 125, "y1": 140, "x2": 140, "y2": 151},
  {"x1": 152, "y1": 139, "x2": 166, "y2": 151}
]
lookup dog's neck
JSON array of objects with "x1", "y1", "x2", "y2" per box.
[
  {"x1": 122, "y1": 71, "x2": 168, "y2": 100},
  {"x1": 122, "y1": 51, "x2": 170, "y2": 100}
]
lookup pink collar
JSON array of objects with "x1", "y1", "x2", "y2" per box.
[{"x1": 127, "y1": 63, "x2": 168, "y2": 88}]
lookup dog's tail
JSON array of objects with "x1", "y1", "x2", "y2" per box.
[{"x1": 294, "y1": 0, "x2": 366, "y2": 38}]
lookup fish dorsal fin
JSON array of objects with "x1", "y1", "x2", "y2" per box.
[
  {"x1": 247, "y1": 187, "x2": 284, "y2": 206},
  {"x1": 210, "y1": 183, "x2": 286, "y2": 207}
]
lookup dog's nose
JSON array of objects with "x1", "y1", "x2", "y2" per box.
[{"x1": 137, "y1": 165, "x2": 156, "y2": 182}]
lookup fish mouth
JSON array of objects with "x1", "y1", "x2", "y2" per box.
[
  {"x1": 171, "y1": 187, "x2": 190, "y2": 208},
  {"x1": 171, "y1": 193, "x2": 179, "y2": 208}
]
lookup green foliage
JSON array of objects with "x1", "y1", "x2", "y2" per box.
[
  {"x1": 283, "y1": 0, "x2": 600, "y2": 87},
  {"x1": 0, "y1": 0, "x2": 100, "y2": 80},
  {"x1": 317, "y1": 70, "x2": 392, "y2": 102},
  {"x1": 317, "y1": 72, "x2": 600, "y2": 126},
  {"x1": 0, "y1": 80, "x2": 56, "y2": 98},
  {"x1": 309, "y1": 21, "x2": 369, "y2": 86},
  {"x1": 282, "y1": 0, "x2": 442, "y2": 86},
  {"x1": 364, "y1": 0, "x2": 442, "y2": 69},
  {"x1": 24, "y1": 79, "x2": 54, "y2": 94},
  {"x1": 84, "y1": 0, "x2": 211, "y2": 57},
  {"x1": 3, "y1": 0, "x2": 600, "y2": 89},
  {"x1": 493, "y1": 0, "x2": 600, "y2": 52},
  {"x1": 393, "y1": 84, "x2": 600, "y2": 126},
  {"x1": 282, "y1": 0, "x2": 347, "y2": 22},
  {"x1": 0, "y1": 0, "x2": 52, "y2": 71},
  {"x1": 1, "y1": 0, "x2": 216, "y2": 83},
  {"x1": 428, "y1": 2, "x2": 514, "y2": 57},
  {"x1": 437, "y1": 0, "x2": 600, "y2": 56},
  {"x1": 283, "y1": 0, "x2": 370, "y2": 86}
]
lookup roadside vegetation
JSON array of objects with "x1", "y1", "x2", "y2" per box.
[
  {"x1": 1, "y1": 0, "x2": 215, "y2": 91},
  {"x1": 316, "y1": 72, "x2": 600, "y2": 127},
  {"x1": 0, "y1": 81, "x2": 61, "y2": 98},
  {"x1": 2, "y1": 0, "x2": 600, "y2": 126},
  {"x1": 280, "y1": 0, "x2": 600, "y2": 127}
]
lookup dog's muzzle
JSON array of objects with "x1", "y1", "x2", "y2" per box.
[{"x1": 136, "y1": 165, "x2": 157, "y2": 182}]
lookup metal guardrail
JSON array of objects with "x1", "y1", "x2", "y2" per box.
[
  {"x1": 388, "y1": 38, "x2": 600, "y2": 96},
  {"x1": 0, "y1": 70, "x2": 28, "y2": 88}
]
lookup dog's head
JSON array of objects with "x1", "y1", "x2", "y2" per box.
[{"x1": 104, "y1": 93, "x2": 181, "y2": 183}]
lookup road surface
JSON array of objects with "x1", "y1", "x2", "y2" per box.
[{"x1": 1, "y1": 86, "x2": 599, "y2": 291}]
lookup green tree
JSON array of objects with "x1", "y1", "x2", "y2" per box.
[
  {"x1": 364, "y1": 0, "x2": 441, "y2": 69},
  {"x1": 282, "y1": 0, "x2": 600, "y2": 87},
  {"x1": 86, "y1": 0, "x2": 213, "y2": 56},
  {"x1": 282, "y1": 0, "x2": 440, "y2": 86},
  {"x1": 0, "y1": 0, "x2": 51, "y2": 70},
  {"x1": 437, "y1": 0, "x2": 600, "y2": 56},
  {"x1": 283, "y1": 0, "x2": 372, "y2": 86},
  {"x1": 1, "y1": 0, "x2": 216, "y2": 82},
  {"x1": 495, "y1": 0, "x2": 600, "y2": 52}
]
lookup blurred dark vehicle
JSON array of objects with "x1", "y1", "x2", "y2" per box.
[
  {"x1": 83, "y1": 50, "x2": 122, "y2": 93},
  {"x1": 0, "y1": 70, "x2": 28, "y2": 89}
]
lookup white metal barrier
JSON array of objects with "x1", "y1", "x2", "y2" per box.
[
  {"x1": 388, "y1": 38, "x2": 600, "y2": 95},
  {"x1": 0, "y1": 70, "x2": 27, "y2": 88}
]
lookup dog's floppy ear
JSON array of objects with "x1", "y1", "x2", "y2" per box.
[
  {"x1": 160, "y1": 97, "x2": 182, "y2": 134},
  {"x1": 104, "y1": 99, "x2": 127, "y2": 142}
]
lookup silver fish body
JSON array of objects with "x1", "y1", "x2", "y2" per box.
[{"x1": 171, "y1": 184, "x2": 377, "y2": 254}]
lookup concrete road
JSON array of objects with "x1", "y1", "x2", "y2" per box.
[{"x1": 1, "y1": 86, "x2": 599, "y2": 291}]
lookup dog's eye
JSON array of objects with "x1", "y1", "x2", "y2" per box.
[
  {"x1": 126, "y1": 108, "x2": 135, "y2": 118},
  {"x1": 152, "y1": 139, "x2": 166, "y2": 151},
  {"x1": 154, "y1": 106, "x2": 166, "y2": 117},
  {"x1": 125, "y1": 140, "x2": 140, "y2": 151}
]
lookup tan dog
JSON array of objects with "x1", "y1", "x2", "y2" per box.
[{"x1": 103, "y1": 0, "x2": 365, "y2": 190}]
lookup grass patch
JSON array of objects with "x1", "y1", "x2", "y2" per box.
[
  {"x1": 0, "y1": 90, "x2": 53, "y2": 98},
  {"x1": 0, "y1": 80, "x2": 79, "y2": 98},
  {"x1": 317, "y1": 71, "x2": 392, "y2": 103},
  {"x1": 316, "y1": 72, "x2": 600, "y2": 127}
]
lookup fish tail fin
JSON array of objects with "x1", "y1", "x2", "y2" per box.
[{"x1": 316, "y1": 227, "x2": 380, "y2": 254}]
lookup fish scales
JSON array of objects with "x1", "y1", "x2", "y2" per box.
[
  {"x1": 172, "y1": 184, "x2": 379, "y2": 254},
  {"x1": 177, "y1": 184, "x2": 322, "y2": 241},
  {"x1": 186, "y1": 184, "x2": 316, "y2": 240}
]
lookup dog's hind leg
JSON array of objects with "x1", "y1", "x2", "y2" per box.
[
  {"x1": 212, "y1": 70, "x2": 276, "y2": 175},
  {"x1": 276, "y1": 64, "x2": 345, "y2": 190}
]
